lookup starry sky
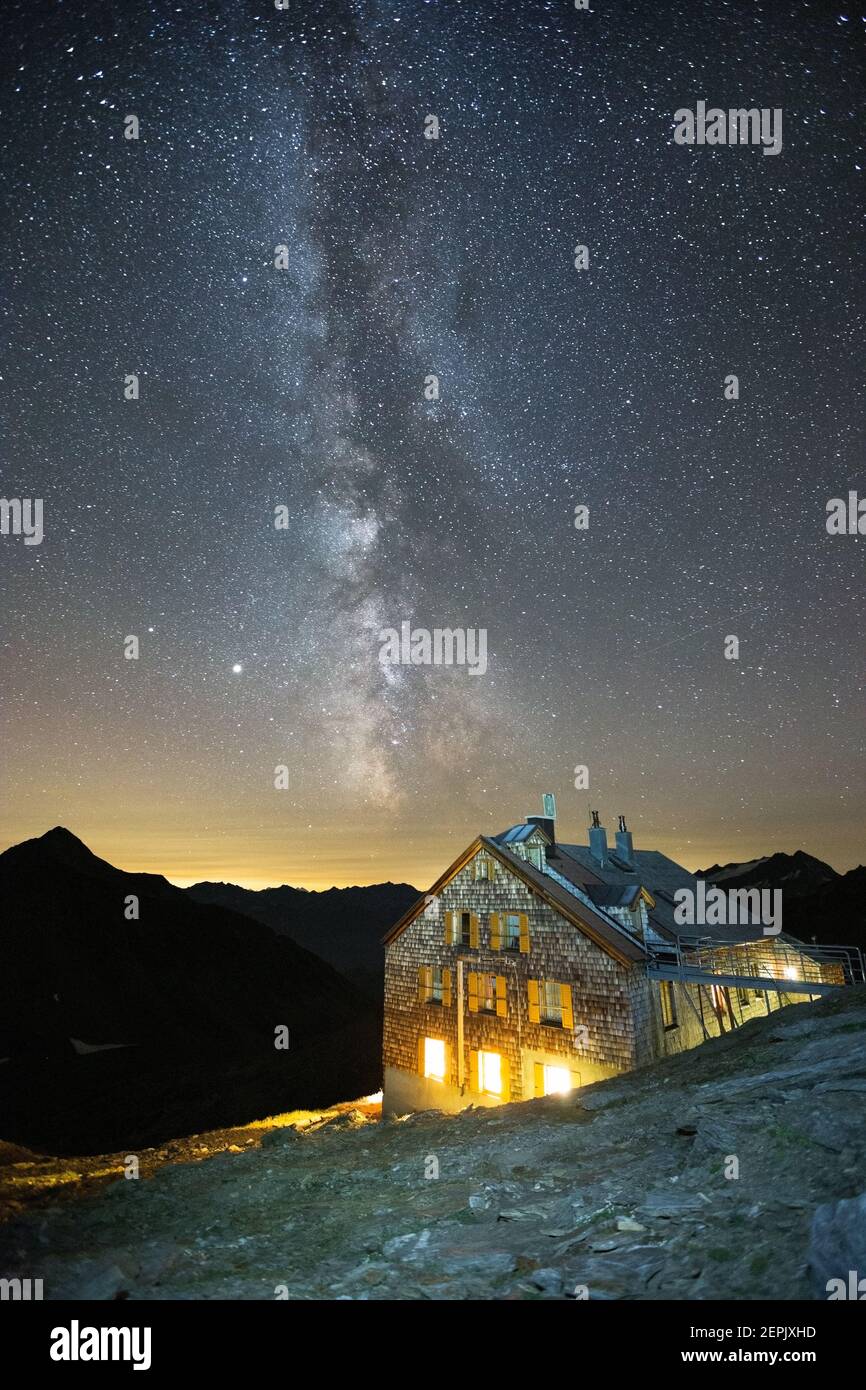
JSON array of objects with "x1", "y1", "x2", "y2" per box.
[{"x1": 1, "y1": 0, "x2": 863, "y2": 889}]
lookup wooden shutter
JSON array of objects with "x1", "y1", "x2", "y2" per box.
[
  {"x1": 534, "y1": 1061, "x2": 545, "y2": 1098},
  {"x1": 560, "y1": 983, "x2": 574, "y2": 1030},
  {"x1": 441, "y1": 967, "x2": 452, "y2": 1008},
  {"x1": 417, "y1": 966, "x2": 431, "y2": 1004},
  {"x1": 490, "y1": 912, "x2": 501, "y2": 950},
  {"x1": 519, "y1": 912, "x2": 530, "y2": 953},
  {"x1": 469, "y1": 912, "x2": 479, "y2": 949},
  {"x1": 527, "y1": 979, "x2": 540, "y2": 1024},
  {"x1": 444, "y1": 910, "x2": 453, "y2": 945},
  {"x1": 417, "y1": 1036, "x2": 426, "y2": 1076},
  {"x1": 441, "y1": 1042, "x2": 451, "y2": 1085},
  {"x1": 467, "y1": 971, "x2": 479, "y2": 1012},
  {"x1": 500, "y1": 1056, "x2": 511, "y2": 1102},
  {"x1": 496, "y1": 975, "x2": 507, "y2": 1018},
  {"x1": 469, "y1": 1049, "x2": 479, "y2": 1092}
]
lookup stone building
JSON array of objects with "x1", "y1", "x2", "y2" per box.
[{"x1": 382, "y1": 805, "x2": 850, "y2": 1116}]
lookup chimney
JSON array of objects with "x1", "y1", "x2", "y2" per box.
[
  {"x1": 527, "y1": 815, "x2": 555, "y2": 851},
  {"x1": 615, "y1": 814, "x2": 635, "y2": 868},
  {"x1": 588, "y1": 810, "x2": 608, "y2": 865},
  {"x1": 526, "y1": 793, "x2": 556, "y2": 853}
]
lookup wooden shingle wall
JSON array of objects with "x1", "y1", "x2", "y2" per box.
[{"x1": 383, "y1": 850, "x2": 640, "y2": 1102}]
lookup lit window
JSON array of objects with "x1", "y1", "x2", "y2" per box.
[
  {"x1": 659, "y1": 980, "x2": 678, "y2": 1029},
  {"x1": 783, "y1": 965, "x2": 798, "y2": 981},
  {"x1": 543, "y1": 1065, "x2": 572, "y2": 1096},
  {"x1": 478, "y1": 1050, "x2": 502, "y2": 1096},
  {"x1": 423, "y1": 1037, "x2": 446, "y2": 1082}
]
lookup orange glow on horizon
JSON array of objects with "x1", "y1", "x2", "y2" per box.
[{"x1": 0, "y1": 795, "x2": 859, "y2": 891}]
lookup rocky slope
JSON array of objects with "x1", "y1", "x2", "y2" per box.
[{"x1": 2, "y1": 986, "x2": 864, "y2": 1300}]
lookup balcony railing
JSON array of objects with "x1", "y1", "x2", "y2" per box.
[{"x1": 646, "y1": 935, "x2": 864, "y2": 994}]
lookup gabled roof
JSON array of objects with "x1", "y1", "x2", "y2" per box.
[
  {"x1": 383, "y1": 835, "x2": 646, "y2": 966},
  {"x1": 555, "y1": 843, "x2": 775, "y2": 945}
]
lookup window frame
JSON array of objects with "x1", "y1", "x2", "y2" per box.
[
  {"x1": 477, "y1": 1049, "x2": 503, "y2": 1097},
  {"x1": 501, "y1": 912, "x2": 521, "y2": 951},
  {"x1": 659, "y1": 979, "x2": 678, "y2": 1030},
  {"x1": 477, "y1": 971, "x2": 497, "y2": 1015},
  {"x1": 540, "y1": 979, "x2": 564, "y2": 1027},
  {"x1": 422, "y1": 1036, "x2": 446, "y2": 1082}
]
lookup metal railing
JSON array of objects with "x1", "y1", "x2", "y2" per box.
[{"x1": 646, "y1": 935, "x2": 864, "y2": 991}]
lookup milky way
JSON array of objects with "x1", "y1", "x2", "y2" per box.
[{"x1": 0, "y1": 0, "x2": 863, "y2": 886}]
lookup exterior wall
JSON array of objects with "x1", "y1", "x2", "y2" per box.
[{"x1": 382, "y1": 847, "x2": 642, "y2": 1115}]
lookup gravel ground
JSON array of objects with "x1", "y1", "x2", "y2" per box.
[{"x1": 1, "y1": 989, "x2": 865, "y2": 1300}]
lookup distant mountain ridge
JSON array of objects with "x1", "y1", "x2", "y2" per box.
[
  {"x1": 698, "y1": 851, "x2": 866, "y2": 951},
  {"x1": 698, "y1": 850, "x2": 839, "y2": 896},
  {"x1": 185, "y1": 879, "x2": 420, "y2": 1000},
  {"x1": 0, "y1": 829, "x2": 381, "y2": 1153}
]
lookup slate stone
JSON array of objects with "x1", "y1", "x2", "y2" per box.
[{"x1": 808, "y1": 1191, "x2": 866, "y2": 1299}]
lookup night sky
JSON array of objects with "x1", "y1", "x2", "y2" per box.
[{"x1": 1, "y1": 0, "x2": 863, "y2": 888}]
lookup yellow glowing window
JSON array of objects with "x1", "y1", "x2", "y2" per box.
[
  {"x1": 783, "y1": 965, "x2": 798, "y2": 981},
  {"x1": 424, "y1": 1037, "x2": 446, "y2": 1082},
  {"x1": 478, "y1": 1050, "x2": 502, "y2": 1095},
  {"x1": 543, "y1": 1065, "x2": 571, "y2": 1096}
]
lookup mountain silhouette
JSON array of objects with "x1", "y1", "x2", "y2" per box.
[
  {"x1": 0, "y1": 829, "x2": 381, "y2": 1154},
  {"x1": 698, "y1": 850, "x2": 838, "y2": 897},
  {"x1": 185, "y1": 879, "x2": 419, "y2": 1000},
  {"x1": 699, "y1": 851, "x2": 866, "y2": 951}
]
